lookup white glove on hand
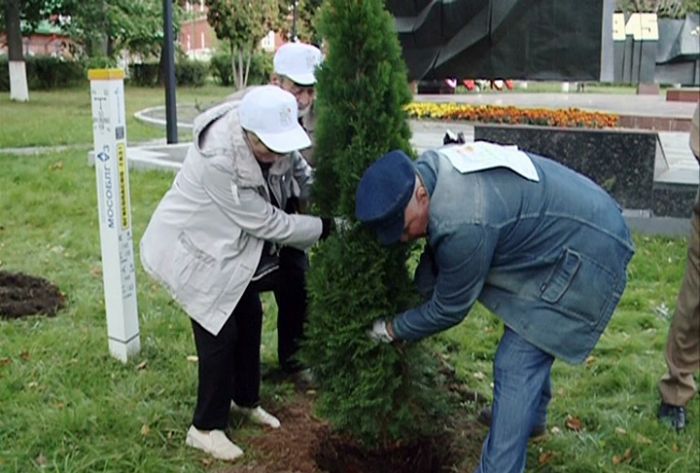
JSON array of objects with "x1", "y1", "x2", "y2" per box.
[{"x1": 367, "y1": 319, "x2": 394, "y2": 343}]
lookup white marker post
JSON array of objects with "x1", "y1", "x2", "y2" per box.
[{"x1": 88, "y1": 69, "x2": 140, "y2": 363}]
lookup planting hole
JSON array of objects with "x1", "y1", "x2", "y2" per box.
[{"x1": 315, "y1": 433, "x2": 449, "y2": 473}]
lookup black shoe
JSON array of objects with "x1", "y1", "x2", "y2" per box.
[
  {"x1": 288, "y1": 368, "x2": 317, "y2": 390},
  {"x1": 263, "y1": 365, "x2": 317, "y2": 390},
  {"x1": 658, "y1": 402, "x2": 687, "y2": 432},
  {"x1": 477, "y1": 407, "x2": 547, "y2": 439}
]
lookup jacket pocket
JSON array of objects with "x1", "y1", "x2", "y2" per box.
[
  {"x1": 540, "y1": 248, "x2": 617, "y2": 328},
  {"x1": 172, "y1": 232, "x2": 219, "y2": 295},
  {"x1": 540, "y1": 249, "x2": 581, "y2": 303}
]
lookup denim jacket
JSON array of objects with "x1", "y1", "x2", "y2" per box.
[{"x1": 392, "y1": 150, "x2": 635, "y2": 364}]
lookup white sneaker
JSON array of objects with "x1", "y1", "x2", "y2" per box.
[
  {"x1": 230, "y1": 402, "x2": 281, "y2": 429},
  {"x1": 185, "y1": 426, "x2": 243, "y2": 461}
]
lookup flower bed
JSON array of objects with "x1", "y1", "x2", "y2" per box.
[{"x1": 405, "y1": 103, "x2": 619, "y2": 129}]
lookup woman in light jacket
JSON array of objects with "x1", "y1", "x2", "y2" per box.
[{"x1": 140, "y1": 86, "x2": 332, "y2": 461}]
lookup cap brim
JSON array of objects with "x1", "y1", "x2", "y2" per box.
[
  {"x1": 286, "y1": 73, "x2": 316, "y2": 86},
  {"x1": 372, "y1": 211, "x2": 405, "y2": 246},
  {"x1": 256, "y1": 122, "x2": 311, "y2": 154}
]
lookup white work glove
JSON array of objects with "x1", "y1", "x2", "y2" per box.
[{"x1": 367, "y1": 319, "x2": 394, "y2": 343}]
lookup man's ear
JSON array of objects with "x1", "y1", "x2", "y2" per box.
[
  {"x1": 270, "y1": 74, "x2": 280, "y2": 85},
  {"x1": 416, "y1": 184, "x2": 429, "y2": 203}
]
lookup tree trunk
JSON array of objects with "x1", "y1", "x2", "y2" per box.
[
  {"x1": 158, "y1": 47, "x2": 167, "y2": 86},
  {"x1": 243, "y1": 52, "x2": 251, "y2": 87},
  {"x1": 5, "y1": 0, "x2": 22, "y2": 61},
  {"x1": 230, "y1": 41, "x2": 240, "y2": 90},
  {"x1": 237, "y1": 49, "x2": 244, "y2": 90},
  {"x1": 107, "y1": 35, "x2": 115, "y2": 59},
  {"x1": 243, "y1": 41, "x2": 253, "y2": 87},
  {"x1": 4, "y1": 0, "x2": 29, "y2": 101}
]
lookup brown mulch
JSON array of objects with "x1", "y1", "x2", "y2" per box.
[
  {"x1": 0, "y1": 270, "x2": 65, "y2": 319},
  {"x1": 222, "y1": 385, "x2": 489, "y2": 473},
  {"x1": 225, "y1": 396, "x2": 330, "y2": 473}
]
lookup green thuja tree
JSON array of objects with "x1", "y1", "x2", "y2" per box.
[{"x1": 301, "y1": 0, "x2": 448, "y2": 446}]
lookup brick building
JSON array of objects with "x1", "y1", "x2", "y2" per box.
[
  {"x1": 1, "y1": 3, "x2": 284, "y2": 61},
  {"x1": 0, "y1": 20, "x2": 71, "y2": 58},
  {"x1": 179, "y1": 1, "x2": 285, "y2": 60}
]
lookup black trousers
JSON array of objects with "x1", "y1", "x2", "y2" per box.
[
  {"x1": 273, "y1": 247, "x2": 309, "y2": 373},
  {"x1": 191, "y1": 286, "x2": 263, "y2": 430}
]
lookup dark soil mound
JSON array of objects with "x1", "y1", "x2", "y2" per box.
[
  {"x1": 316, "y1": 434, "x2": 450, "y2": 473},
  {"x1": 224, "y1": 381, "x2": 489, "y2": 473},
  {"x1": 227, "y1": 397, "x2": 330, "y2": 473},
  {"x1": 0, "y1": 271, "x2": 65, "y2": 319}
]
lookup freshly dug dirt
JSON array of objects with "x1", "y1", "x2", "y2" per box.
[
  {"x1": 0, "y1": 270, "x2": 65, "y2": 319},
  {"x1": 225, "y1": 386, "x2": 488, "y2": 473},
  {"x1": 226, "y1": 397, "x2": 330, "y2": 473},
  {"x1": 315, "y1": 433, "x2": 449, "y2": 473}
]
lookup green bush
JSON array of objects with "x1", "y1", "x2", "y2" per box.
[
  {"x1": 301, "y1": 0, "x2": 446, "y2": 447},
  {"x1": 83, "y1": 56, "x2": 117, "y2": 70},
  {"x1": 209, "y1": 52, "x2": 233, "y2": 86},
  {"x1": 128, "y1": 63, "x2": 160, "y2": 87},
  {"x1": 175, "y1": 59, "x2": 208, "y2": 87},
  {"x1": 210, "y1": 50, "x2": 273, "y2": 87},
  {"x1": 30, "y1": 57, "x2": 85, "y2": 89},
  {"x1": 0, "y1": 56, "x2": 85, "y2": 91},
  {"x1": 129, "y1": 60, "x2": 209, "y2": 87},
  {"x1": 249, "y1": 51, "x2": 273, "y2": 85}
]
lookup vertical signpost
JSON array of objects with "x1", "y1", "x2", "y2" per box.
[{"x1": 88, "y1": 69, "x2": 140, "y2": 363}]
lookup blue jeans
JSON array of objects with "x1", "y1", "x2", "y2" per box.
[{"x1": 476, "y1": 327, "x2": 555, "y2": 473}]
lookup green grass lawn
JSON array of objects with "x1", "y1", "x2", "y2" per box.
[
  {"x1": 0, "y1": 86, "x2": 698, "y2": 472},
  {"x1": 0, "y1": 84, "x2": 233, "y2": 149},
  {"x1": 1, "y1": 149, "x2": 698, "y2": 472}
]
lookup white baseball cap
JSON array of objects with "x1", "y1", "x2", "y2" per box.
[
  {"x1": 273, "y1": 42, "x2": 322, "y2": 86},
  {"x1": 239, "y1": 85, "x2": 311, "y2": 153}
]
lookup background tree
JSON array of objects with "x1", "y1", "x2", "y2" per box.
[
  {"x1": 277, "y1": 0, "x2": 323, "y2": 44},
  {"x1": 205, "y1": 0, "x2": 278, "y2": 90},
  {"x1": 616, "y1": 0, "x2": 700, "y2": 17},
  {"x1": 1, "y1": 0, "x2": 168, "y2": 61},
  {"x1": 58, "y1": 0, "x2": 165, "y2": 60},
  {"x1": 1, "y1": 0, "x2": 56, "y2": 101},
  {"x1": 0, "y1": 0, "x2": 58, "y2": 29},
  {"x1": 301, "y1": 0, "x2": 448, "y2": 447},
  {"x1": 2, "y1": 0, "x2": 28, "y2": 101}
]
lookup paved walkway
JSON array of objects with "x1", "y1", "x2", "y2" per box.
[
  {"x1": 414, "y1": 92, "x2": 698, "y2": 185},
  {"x1": 132, "y1": 91, "x2": 699, "y2": 187}
]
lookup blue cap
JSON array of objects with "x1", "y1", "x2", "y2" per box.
[{"x1": 355, "y1": 150, "x2": 416, "y2": 245}]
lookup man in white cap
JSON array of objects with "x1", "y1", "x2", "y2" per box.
[
  {"x1": 140, "y1": 85, "x2": 333, "y2": 461},
  {"x1": 228, "y1": 42, "x2": 322, "y2": 166},
  {"x1": 268, "y1": 41, "x2": 323, "y2": 382},
  {"x1": 272, "y1": 41, "x2": 322, "y2": 166},
  {"x1": 222, "y1": 42, "x2": 323, "y2": 385}
]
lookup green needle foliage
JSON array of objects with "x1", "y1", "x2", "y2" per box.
[
  {"x1": 301, "y1": 0, "x2": 448, "y2": 447},
  {"x1": 311, "y1": 0, "x2": 413, "y2": 216}
]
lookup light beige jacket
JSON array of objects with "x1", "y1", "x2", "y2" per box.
[{"x1": 140, "y1": 101, "x2": 322, "y2": 335}]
